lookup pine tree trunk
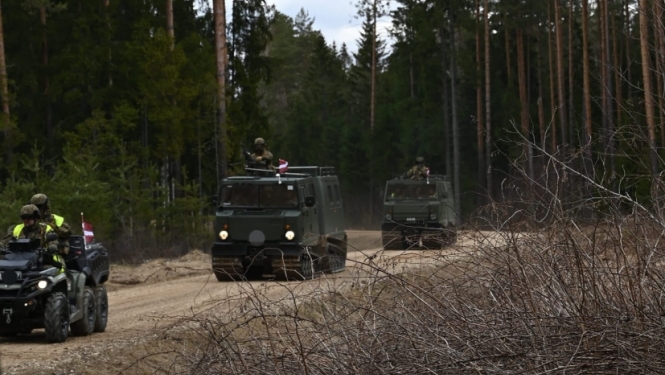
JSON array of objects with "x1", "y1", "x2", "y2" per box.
[
  {"x1": 409, "y1": 52, "x2": 414, "y2": 99},
  {"x1": 449, "y1": 11, "x2": 461, "y2": 216},
  {"x1": 654, "y1": 0, "x2": 665, "y2": 146},
  {"x1": 213, "y1": 0, "x2": 228, "y2": 183},
  {"x1": 476, "y1": 0, "x2": 485, "y2": 204},
  {"x1": 505, "y1": 15, "x2": 512, "y2": 86},
  {"x1": 612, "y1": 4, "x2": 623, "y2": 128},
  {"x1": 537, "y1": 34, "x2": 546, "y2": 153},
  {"x1": 369, "y1": 0, "x2": 378, "y2": 223},
  {"x1": 601, "y1": 0, "x2": 615, "y2": 184},
  {"x1": 639, "y1": 0, "x2": 658, "y2": 176},
  {"x1": 599, "y1": 0, "x2": 608, "y2": 162},
  {"x1": 484, "y1": 0, "x2": 492, "y2": 202},
  {"x1": 41, "y1": 7, "x2": 53, "y2": 155},
  {"x1": 567, "y1": 0, "x2": 575, "y2": 148},
  {"x1": 547, "y1": 2, "x2": 557, "y2": 152},
  {"x1": 517, "y1": 28, "x2": 531, "y2": 180},
  {"x1": 104, "y1": 0, "x2": 112, "y2": 87},
  {"x1": 582, "y1": 0, "x2": 591, "y2": 138},
  {"x1": 0, "y1": 0, "x2": 10, "y2": 166},
  {"x1": 167, "y1": 0, "x2": 174, "y2": 51},
  {"x1": 371, "y1": 1, "x2": 377, "y2": 133},
  {"x1": 554, "y1": 0, "x2": 567, "y2": 149},
  {"x1": 440, "y1": 27, "x2": 452, "y2": 182},
  {"x1": 581, "y1": 0, "x2": 594, "y2": 203},
  {"x1": 625, "y1": 0, "x2": 632, "y2": 92},
  {"x1": 167, "y1": 0, "x2": 178, "y2": 199},
  {"x1": 582, "y1": 0, "x2": 592, "y2": 154}
]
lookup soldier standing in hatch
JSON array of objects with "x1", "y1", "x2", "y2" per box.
[
  {"x1": 406, "y1": 157, "x2": 429, "y2": 180},
  {"x1": 250, "y1": 137, "x2": 275, "y2": 171}
]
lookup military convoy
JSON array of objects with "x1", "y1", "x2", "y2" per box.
[
  {"x1": 211, "y1": 166, "x2": 347, "y2": 281},
  {"x1": 381, "y1": 174, "x2": 457, "y2": 250},
  {"x1": 0, "y1": 234, "x2": 109, "y2": 342}
]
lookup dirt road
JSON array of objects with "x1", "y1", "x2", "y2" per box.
[{"x1": 0, "y1": 230, "x2": 475, "y2": 373}]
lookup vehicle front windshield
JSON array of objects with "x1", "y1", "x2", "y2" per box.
[
  {"x1": 221, "y1": 184, "x2": 298, "y2": 207},
  {"x1": 386, "y1": 184, "x2": 437, "y2": 200}
]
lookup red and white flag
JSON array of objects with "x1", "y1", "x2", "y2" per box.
[
  {"x1": 426, "y1": 168, "x2": 430, "y2": 177},
  {"x1": 81, "y1": 213, "x2": 94, "y2": 245},
  {"x1": 278, "y1": 159, "x2": 289, "y2": 173}
]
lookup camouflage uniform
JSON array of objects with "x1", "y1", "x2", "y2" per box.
[
  {"x1": 30, "y1": 194, "x2": 71, "y2": 255},
  {"x1": 250, "y1": 137, "x2": 276, "y2": 171},
  {"x1": 2, "y1": 205, "x2": 64, "y2": 270},
  {"x1": 406, "y1": 157, "x2": 428, "y2": 180}
]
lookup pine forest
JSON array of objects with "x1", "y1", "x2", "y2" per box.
[{"x1": 0, "y1": 0, "x2": 662, "y2": 259}]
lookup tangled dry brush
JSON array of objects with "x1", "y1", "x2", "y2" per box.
[{"x1": 127, "y1": 208, "x2": 665, "y2": 374}]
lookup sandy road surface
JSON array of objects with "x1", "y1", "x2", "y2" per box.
[{"x1": 0, "y1": 230, "x2": 480, "y2": 371}]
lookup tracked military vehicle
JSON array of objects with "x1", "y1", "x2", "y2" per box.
[
  {"x1": 381, "y1": 174, "x2": 457, "y2": 250},
  {"x1": 0, "y1": 234, "x2": 109, "y2": 342},
  {"x1": 211, "y1": 166, "x2": 347, "y2": 281}
]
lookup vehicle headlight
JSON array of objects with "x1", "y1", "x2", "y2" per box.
[
  {"x1": 37, "y1": 280, "x2": 48, "y2": 289},
  {"x1": 430, "y1": 213, "x2": 437, "y2": 220},
  {"x1": 385, "y1": 213, "x2": 392, "y2": 220},
  {"x1": 219, "y1": 230, "x2": 229, "y2": 240},
  {"x1": 285, "y1": 231, "x2": 295, "y2": 240}
]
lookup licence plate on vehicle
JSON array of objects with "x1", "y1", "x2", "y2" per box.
[{"x1": 406, "y1": 218, "x2": 416, "y2": 222}]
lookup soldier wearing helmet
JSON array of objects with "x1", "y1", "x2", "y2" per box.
[
  {"x1": 406, "y1": 157, "x2": 429, "y2": 180},
  {"x1": 250, "y1": 137, "x2": 275, "y2": 171},
  {"x1": 1, "y1": 205, "x2": 64, "y2": 270},
  {"x1": 30, "y1": 194, "x2": 71, "y2": 255}
]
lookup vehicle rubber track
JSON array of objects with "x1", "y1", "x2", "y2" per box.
[
  {"x1": 213, "y1": 257, "x2": 244, "y2": 281},
  {"x1": 382, "y1": 231, "x2": 404, "y2": 250},
  {"x1": 420, "y1": 230, "x2": 445, "y2": 249},
  {"x1": 443, "y1": 229, "x2": 458, "y2": 246},
  {"x1": 320, "y1": 244, "x2": 346, "y2": 273}
]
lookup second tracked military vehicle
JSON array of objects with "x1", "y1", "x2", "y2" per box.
[
  {"x1": 211, "y1": 166, "x2": 347, "y2": 281},
  {"x1": 381, "y1": 174, "x2": 457, "y2": 250}
]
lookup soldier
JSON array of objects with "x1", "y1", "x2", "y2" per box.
[
  {"x1": 406, "y1": 157, "x2": 429, "y2": 180},
  {"x1": 250, "y1": 137, "x2": 275, "y2": 171},
  {"x1": 389, "y1": 185, "x2": 405, "y2": 199},
  {"x1": 30, "y1": 193, "x2": 71, "y2": 255},
  {"x1": 3, "y1": 205, "x2": 64, "y2": 271}
]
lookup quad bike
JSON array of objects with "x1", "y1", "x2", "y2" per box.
[{"x1": 0, "y1": 233, "x2": 109, "y2": 342}]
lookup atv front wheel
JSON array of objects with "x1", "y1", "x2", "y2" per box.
[
  {"x1": 71, "y1": 286, "x2": 96, "y2": 336},
  {"x1": 44, "y1": 292, "x2": 70, "y2": 343},
  {"x1": 94, "y1": 286, "x2": 108, "y2": 332}
]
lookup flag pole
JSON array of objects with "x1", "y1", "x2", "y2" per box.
[{"x1": 81, "y1": 212, "x2": 86, "y2": 246}]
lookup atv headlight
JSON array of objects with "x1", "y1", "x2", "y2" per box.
[
  {"x1": 37, "y1": 280, "x2": 48, "y2": 289},
  {"x1": 430, "y1": 213, "x2": 437, "y2": 220},
  {"x1": 219, "y1": 230, "x2": 229, "y2": 240},
  {"x1": 285, "y1": 231, "x2": 295, "y2": 240}
]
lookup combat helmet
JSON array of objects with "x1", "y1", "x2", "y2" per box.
[
  {"x1": 254, "y1": 137, "x2": 266, "y2": 145},
  {"x1": 20, "y1": 204, "x2": 40, "y2": 220},
  {"x1": 415, "y1": 156, "x2": 424, "y2": 164},
  {"x1": 30, "y1": 193, "x2": 49, "y2": 211}
]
